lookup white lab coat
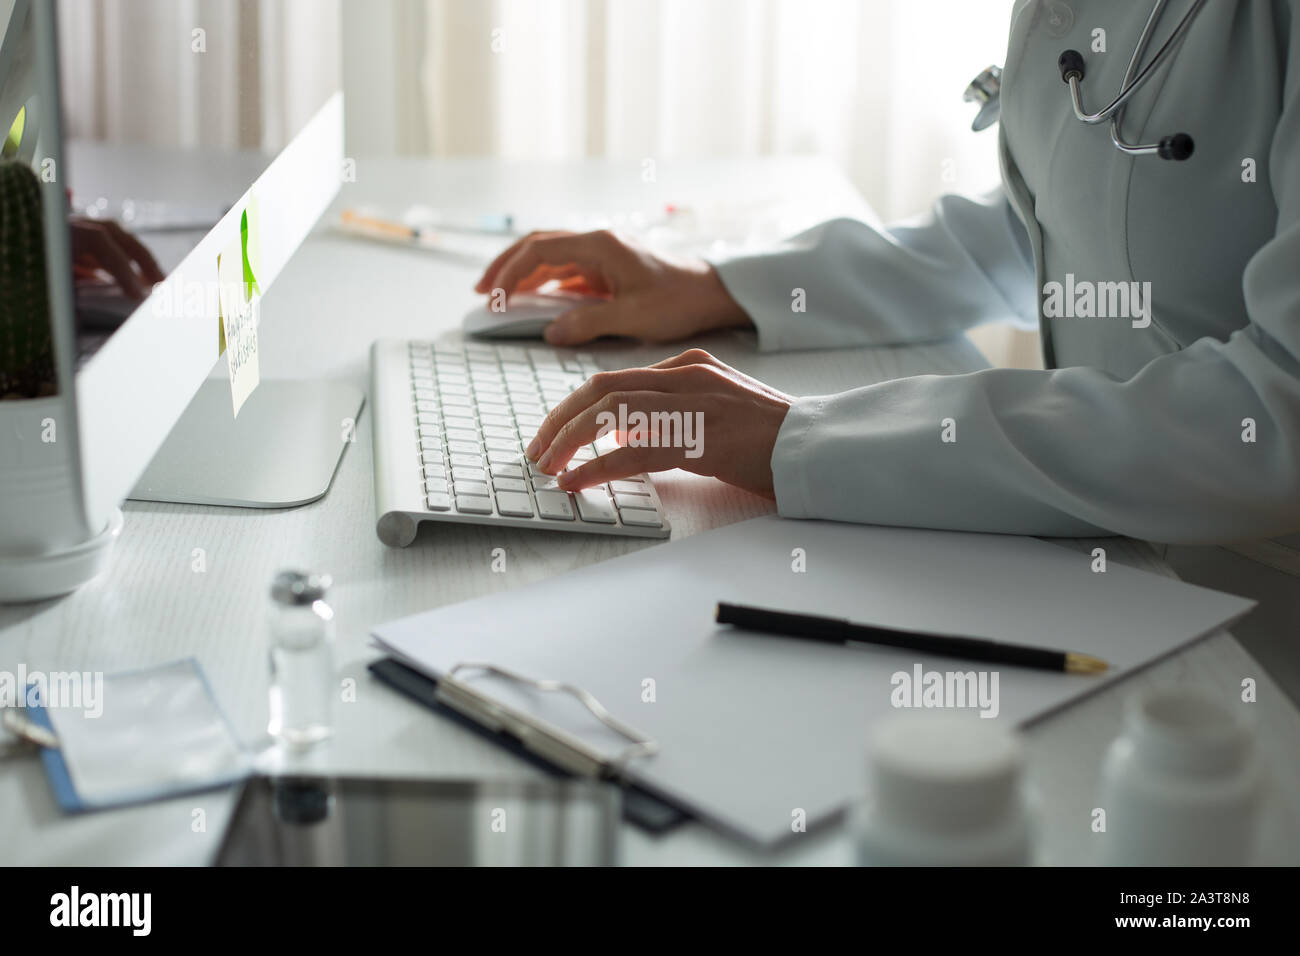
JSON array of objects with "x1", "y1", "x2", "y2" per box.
[{"x1": 712, "y1": 0, "x2": 1300, "y2": 544}]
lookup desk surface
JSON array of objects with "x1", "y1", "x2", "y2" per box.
[{"x1": 2, "y1": 157, "x2": 1298, "y2": 866}]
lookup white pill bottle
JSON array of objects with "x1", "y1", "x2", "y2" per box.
[{"x1": 1097, "y1": 687, "x2": 1262, "y2": 866}]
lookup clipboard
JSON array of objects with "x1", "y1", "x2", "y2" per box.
[
  {"x1": 367, "y1": 657, "x2": 688, "y2": 834},
  {"x1": 369, "y1": 515, "x2": 1257, "y2": 845}
]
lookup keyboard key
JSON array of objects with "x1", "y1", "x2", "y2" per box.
[
  {"x1": 480, "y1": 413, "x2": 514, "y2": 428},
  {"x1": 441, "y1": 394, "x2": 474, "y2": 408},
  {"x1": 485, "y1": 437, "x2": 519, "y2": 452},
  {"x1": 444, "y1": 416, "x2": 477, "y2": 430},
  {"x1": 495, "y1": 491, "x2": 534, "y2": 517},
  {"x1": 615, "y1": 493, "x2": 655, "y2": 510},
  {"x1": 619, "y1": 507, "x2": 662, "y2": 528},
  {"x1": 610, "y1": 479, "x2": 647, "y2": 494},
  {"x1": 535, "y1": 491, "x2": 575, "y2": 520},
  {"x1": 426, "y1": 493, "x2": 451, "y2": 511},
  {"x1": 447, "y1": 440, "x2": 481, "y2": 455},
  {"x1": 530, "y1": 473, "x2": 562, "y2": 491},
  {"x1": 455, "y1": 480, "x2": 490, "y2": 497},
  {"x1": 493, "y1": 477, "x2": 527, "y2": 493},
  {"x1": 490, "y1": 462, "x2": 524, "y2": 479},
  {"x1": 488, "y1": 449, "x2": 524, "y2": 465},
  {"x1": 451, "y1": 465, "x2": 487, "y2": 483},
  {"x1": 450, "y1": 453, "x2": 485, "y2": 468},
  {"x1": 423, "y1": 462, "x2": 447, "y2": 479},
  {"x1": 482, "y1": 425, "x2": 517, "y2": 440},
  {"x1": 455, "y1": 495, "x2": 493, "y2": 515},
  {"x1": 478, "y1": 401, "x2": 511, "y2": 417},
  {"x1": 574, "y1": 489, "x2": 617, "y2": 523},
  {"x1": 425, "y1": 477, "x2": 449, "y2": 495}
]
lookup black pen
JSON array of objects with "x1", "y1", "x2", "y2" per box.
[{"x1": 714, "y1": 602, "x2": 1108, "y2": 674}]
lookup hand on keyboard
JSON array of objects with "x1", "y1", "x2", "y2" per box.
[
  {"x1": 395, "y1": 341, "x2": 674, "y2": 540},
  {"x1": 526, "y1": 348, "x2": 792, "y2": 500},
  {"x1": 473, "y1": 229, "x2": 750, "y2": 346}
]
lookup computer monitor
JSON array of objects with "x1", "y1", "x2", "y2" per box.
[{"x1": 0, "y1": 0, "x2": 355, "y2": 601}]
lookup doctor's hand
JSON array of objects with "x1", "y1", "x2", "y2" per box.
[
  {"x1": 473, "y1": 230, "x2": 751, "y2": 346},
  {"x1": 525, "y1": 348, "x2": 792, "y2": 499},
  {"x1": 69, "y1": 217, "x2": 166, "y2": 300}
]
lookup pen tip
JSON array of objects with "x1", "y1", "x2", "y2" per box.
[{"x1": 1066, "y1": 652, "x2": 1109, "y2": 675}]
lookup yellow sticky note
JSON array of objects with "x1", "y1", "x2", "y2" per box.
[{"x1": 217, "y1": 237, "x2": 260, "y2": 417}]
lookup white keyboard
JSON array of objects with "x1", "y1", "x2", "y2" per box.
[{"x1": 369, "y1": 339, "x2": 671, "y2": 547}]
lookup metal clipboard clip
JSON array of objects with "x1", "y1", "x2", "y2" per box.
[
  {"x1": 0, "y1": 706, "x2": 60, "y2": 759},
  {"x1": 433, "y1": 662, "x2": 659, "y2": 781}
]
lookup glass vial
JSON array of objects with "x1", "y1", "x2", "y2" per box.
[{"x1": 267, "y1": 570, "x2": 335, "y2": 747}]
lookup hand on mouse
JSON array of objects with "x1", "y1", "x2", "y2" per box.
[
  {"x1": 473, "y1": 230, "x2": 751, "y2": 346},
  {"x1": 524, "y1": 348, "x2": 792, "y2": 499}
]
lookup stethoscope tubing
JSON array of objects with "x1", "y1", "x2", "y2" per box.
[{"x1": 1066, "y1": 0, "x2": 1206, "y2": 126}]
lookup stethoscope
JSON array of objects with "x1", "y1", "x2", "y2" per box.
[{"x1": 965, "y1": 0, "x2": 1207, "y2": 161}]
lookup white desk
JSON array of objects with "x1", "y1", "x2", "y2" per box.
[{"x1": 2, "y1": 157, "x2": 1298, "y2": 866}]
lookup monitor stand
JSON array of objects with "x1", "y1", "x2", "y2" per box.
[{"x1": 129, "y1": 379, "x2": 365, "y2": 507}]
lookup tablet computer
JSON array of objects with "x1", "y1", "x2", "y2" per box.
[{"x1": 214, "y1": 775, "x2": 621, "y2": 866}]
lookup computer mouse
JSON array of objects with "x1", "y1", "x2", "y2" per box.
[{"x1": 462, "y1": 291, "x2": 606, "y2": 340}]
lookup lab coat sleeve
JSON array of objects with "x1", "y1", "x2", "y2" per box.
[
  {"x1": 771, "y1": 36, "x2": 1300, "y2": 543},
  {"x1": 709, "y1": 187, "x2": 1038, "y2": 352}
]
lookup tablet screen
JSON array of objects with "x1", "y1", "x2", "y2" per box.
[{"x1": 214, "y1": 775, "x2": 621, "y2": 866}]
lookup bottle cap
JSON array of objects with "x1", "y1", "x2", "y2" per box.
[
  {"x1": 1125, "y1": 689, "x2": 1252, "y2": 776},
  {"x1": 271, "y1": 569, "x2": 332, "y2": 606},
  {"x1": 868, "y1": 712, "x2": 1024, "y2": 834}
]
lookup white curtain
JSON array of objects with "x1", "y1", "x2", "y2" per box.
[
  {"x1": 346, "y1": 0, "x2": 1012, "y2": 221},
  {"x1": 58, "y1": 0, "x2": 339, "y2": 155}
]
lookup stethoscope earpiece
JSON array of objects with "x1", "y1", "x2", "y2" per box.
[
  {"x1": 1157, "y1": 133, "x2": 1194, "y2": 162},
  {"x1": 1057, "y1": 50, "x2": 1085, "y2": 83}
]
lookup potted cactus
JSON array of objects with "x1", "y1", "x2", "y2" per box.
[{"x1": 0, "y1": 158, "x2": 55, "y2": 398}]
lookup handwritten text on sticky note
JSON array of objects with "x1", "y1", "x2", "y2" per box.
[{"x1": 217, "y1": 236, "x2": 260, "y2": 417}]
